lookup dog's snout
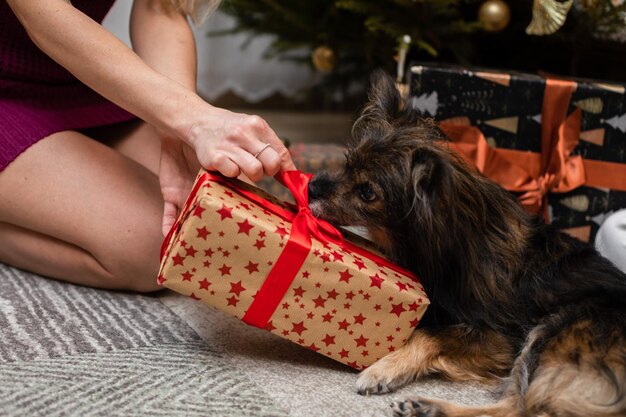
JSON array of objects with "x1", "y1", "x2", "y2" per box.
[{"x1": 308, "y1": 175, "x2": 335, "y2": 200}]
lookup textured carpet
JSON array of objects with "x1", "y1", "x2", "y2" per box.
[{"x1": 0, "y1": 263, "x2": 496, "y2": 416}]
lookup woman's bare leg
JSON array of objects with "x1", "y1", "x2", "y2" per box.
[{"x1": 0, "y1": 129, "x2": 164, "y2": 291}]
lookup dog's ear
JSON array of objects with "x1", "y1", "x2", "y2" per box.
[
  {"x1": 352, "y1": 70, "x2": 402, "y2": 136},
  {"x1": 410, "y1": 147, "x2": 453, "y2": 219},
  {"x1": 365, "y1": 69, "x2": 403, "y2": 124},
  {"x1": 353, "y1": 70, "x2": 447, "y2": 143}
]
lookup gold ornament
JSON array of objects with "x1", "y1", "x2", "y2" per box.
[
  {"x1": 478, "y1": 0, "x2": 511, "y2": 32},
  {"x1": 526, "y1": 0, "x2": 574, "y2": 35},
  {"x1": 311, "y1": 46, "x2": 336, "y2": 73}
]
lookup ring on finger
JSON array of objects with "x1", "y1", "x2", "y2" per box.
[{"x1": 253, "y1": 143, "x2": 272, "y2": 159}]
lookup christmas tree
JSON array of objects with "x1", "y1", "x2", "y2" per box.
[{"x1": 215, "y1": 0, "x2": 626, "y2": 104}]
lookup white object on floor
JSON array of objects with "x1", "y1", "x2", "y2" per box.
[{"x1": 595, "y1": 209, "x2": 626, "y2": 273}]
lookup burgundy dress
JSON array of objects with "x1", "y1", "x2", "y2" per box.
[{"x1": 0, "y1": 0, "x2": 136, "y2": 172}]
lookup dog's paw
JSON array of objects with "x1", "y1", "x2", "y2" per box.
[
  {"x1": 391, "y1": 397, "x2": 442, "y2": 417},
  {"x1": 355, "y1": 361, "x2": 410, "y2": 395}
]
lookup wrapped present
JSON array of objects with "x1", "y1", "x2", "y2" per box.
[
  {"x1": 408, "y1": 63, "x2": 626, "y2": 243},
  {"x1": 158, "y1": 170, "x2": 429, "y2": 369}
]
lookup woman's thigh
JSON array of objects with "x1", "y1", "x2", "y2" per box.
[
  {"x1": 0, "y1": 130, "x2": 164, "y2": 289},
  {"x1": 85, "y1": 119, "x2": 162, "y2": 175}
]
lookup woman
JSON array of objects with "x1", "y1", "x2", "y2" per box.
[{"x1": 0, "y1": 0, "x2": 295, "y2": 291}]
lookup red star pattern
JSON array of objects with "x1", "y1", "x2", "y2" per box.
[
  {"x1": 216, "y1": 204, "x2": 233, "y2": 220},
  {"x1": 237, "y1": 219, "x2": 254, "y2": 235},
  {"x1": 291, "y1": 321, "x2": 307, "y2": 336},
  {"x1": 229, "y1": 281, "x2": 246, "y2": 296},
  {"x1": 293, "y1": 286, "x2": 305, "y2": 297},
  {"x1": 390, "y1": 303, "x2": 406, "y2": 317},
  {"x1": 338, "y1": 269, "x2": 353, "y2": 284},
  {"x1": 196, "y1": 226, "x2": 210, "y2": 239},
  {"x1": 172, "y1": 253, "x2": 185, "y2": 266},
  {"x1": 321, "y1": 334, "x2": 336, "y2": 346},
  {"x1": 185, "y1": 246, "x2": 197, "y2": 257},
  {"x1": 244, "y1": 261, "x2": 259, "y2": 274},
  {"x1": 326, "y1": 289, "x2": 339, "y2": 299},
  {"x1": 198, "y1": 278, "x2": 211, "y2": 290},
  {"x1": 193, "y1": 205, "x2": 205, "y2": 218},
  {"x1": 218, "y1": 264, "x2": 232, "y2": 276},
  {"x1": 161, "y1": 175, "x2": 430, "y2": 371},
  {"x1": 331, "y1": 251, "x2": 344, "y2": 261},
  {"x1": 275, "y1": 226, "x2": 289, "y2": 239},
  {"x1": 354, "y1": 335, "x2": 368, "y2": 347},
  {"x1": 353, "y1": 258, "x2": 366, "y2": 270},
  {"x1": 369, "y1": 273, "x2": 384, "y2": 288},
  {"x1": 353, "y1": 313, "x2": 366, "y2": 325},
  {"x1": 312, "y1": 296, "x2": 326, "y2": 308}
]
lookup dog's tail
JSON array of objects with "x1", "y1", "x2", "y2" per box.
[{"x1": 510, "y1": 303, "x2": 626, "y2": 417}]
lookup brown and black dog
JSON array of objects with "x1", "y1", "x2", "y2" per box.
[{"x1": 308, "y1": 71, "x2": 626, "y2": 417}]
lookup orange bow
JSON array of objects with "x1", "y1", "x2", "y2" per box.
[{"x1": 440, "y1": 78, "x2": 626, "y2": 222}]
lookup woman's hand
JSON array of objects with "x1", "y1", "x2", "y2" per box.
[
  {"x1": 160, "y1": 107, "x2": 296, "y2": 236},
  {"x1": 186, "y1": 106, "x2": 295, "y2": 181},
  {"x1": 159, "y1": 135, "x2": 201, "y2": 236}
]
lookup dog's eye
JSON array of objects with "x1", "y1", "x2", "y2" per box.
[{"x1": 358, "y1": 185, "x2": 376, "y2": 202}]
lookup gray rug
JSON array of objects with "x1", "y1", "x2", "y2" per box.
[{"x1": 0, "y1": 263, "x2": 496, "y2": 416}]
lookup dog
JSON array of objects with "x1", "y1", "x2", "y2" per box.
[{"x1": 307, "y1": 71, "x2": 626, "y2": 417}]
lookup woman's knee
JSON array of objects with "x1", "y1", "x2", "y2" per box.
[
  {"x1": 99, "y1": 213, "x2": 165, "y2": 292},
  {"x1": 595, "y1": 209, "x2": 626, "y2": 273}
]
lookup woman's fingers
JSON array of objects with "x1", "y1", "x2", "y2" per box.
[
  {"x1": 209, "y1": 151, "x2": 241, "y2": 178},
  {"x1": 162, "y1": 201, "x2": 178, "y2": 236},
  {"x1": 190, "y1": 110, "x2": 296, "y2": 180}
]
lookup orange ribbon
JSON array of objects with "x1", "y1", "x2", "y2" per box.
[{"x1": 440, "y1": 77, "x2": 626, "y2": 221}]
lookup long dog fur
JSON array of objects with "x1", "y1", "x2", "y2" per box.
[{"x1": 308, "y1": 71, "x2": 626, "y2": 417}]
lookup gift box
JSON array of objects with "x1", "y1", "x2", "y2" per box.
[
  {"x1": 158, "y1": 170, "x2": 429, "y2": 369},
  {"x1": 408, "y1": 63, "x2": 626, "y2": 243}
]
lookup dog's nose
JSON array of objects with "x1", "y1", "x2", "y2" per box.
[
  {"x1": 308, "y1": 174, "x2": 336, "y2": 200},
  {"x1": 308, "y1": 180, "x2": 323, "y2": 200}
]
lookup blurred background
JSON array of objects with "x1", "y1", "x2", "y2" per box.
[{"x1": 104, "y1": 0, "x2": 626, "y2": 144}]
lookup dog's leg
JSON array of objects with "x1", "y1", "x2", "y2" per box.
[
  {"x1": 356, "y1": 325, "x2": 514, "y2": 395},
  {"x1": 391, "y1": 396, "x2": 523, "y2": 417},
  {"x1": 392, "y1": 315, "x2": 626, "y2": 417}
]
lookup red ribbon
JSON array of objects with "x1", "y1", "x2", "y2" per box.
[
  {"x1": 241, "y1": 171, "x2": 343, "y2": 328},
  {"x1": 160, "y1": 170, "x2": 419, "y2": 330}
]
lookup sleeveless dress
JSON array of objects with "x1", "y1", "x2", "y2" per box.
[{"x1": 0, "y1": 0, "x2": 136, "y2": 172}]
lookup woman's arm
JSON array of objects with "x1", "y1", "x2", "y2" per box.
[
  {"x1": 6, "y1": 0, "x2": 294, "y2": 178},
  {"x1": 7, "y1": 0, "x2": 197, "y2": 139},
  {"x1": 129, "y1": 0, "x2": 197, "y2": 91}
]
